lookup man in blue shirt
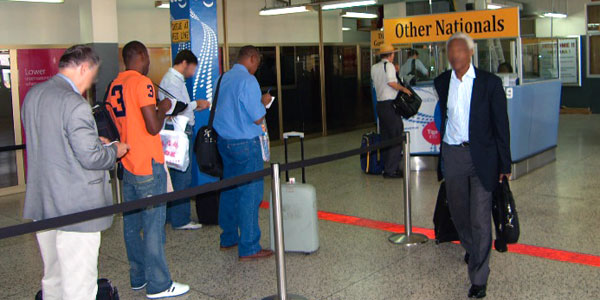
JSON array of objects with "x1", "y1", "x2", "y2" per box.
[
  {"x1": 159, "y1": 50, "x2": 210, "y2": 230},
  {"x1": 213, "y1": 45, "x2": 272, "y2": 261}
]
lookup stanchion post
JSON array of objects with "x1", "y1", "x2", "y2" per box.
[
  {"x1": 388, "y1": 132, "x2": 428, "y2": 246},
  {"x1": 263, "y1": 164, "x2": 307, "y2": 300}
]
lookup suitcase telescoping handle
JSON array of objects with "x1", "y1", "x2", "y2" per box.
[{"x1": 283, "y1": 131, "x2": 305, "y2": 184}]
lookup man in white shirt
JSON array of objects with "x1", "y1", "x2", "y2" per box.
[
  {"x1": 400, "y1": 49, "x2": 429, "y2": 86},
  {"x1": 158, "y1": 50, "x2": 210, "y2": 230},
  {"x1": 434, "y1": 32, "x2": 511, "y2": 299},
  {"x1": 371, "y1": 45, "x2": 412, "y2": 178}
]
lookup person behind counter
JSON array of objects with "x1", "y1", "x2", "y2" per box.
[{"x1": 400, "y1": 48, "x2": 429, "y2": 85}]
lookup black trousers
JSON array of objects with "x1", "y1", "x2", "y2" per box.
[
  {"x1": 442, "y1": 143, "x2": 493, "y2": 286},
  {"x1": 376, "y1": 100, "x2": 404, "y2": 174}
]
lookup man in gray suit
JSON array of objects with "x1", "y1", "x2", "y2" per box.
[{"x1": 22, "y1": 45, "x2": 129, "y2": 300}]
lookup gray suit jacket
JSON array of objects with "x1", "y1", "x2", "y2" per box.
[{"x1": 22, "y1": 75, "x2": 117, "y2": 232}]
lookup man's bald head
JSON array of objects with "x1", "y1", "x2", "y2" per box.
[{"x1": 237, "y1": 45, "x2": 261, "y2": 75}]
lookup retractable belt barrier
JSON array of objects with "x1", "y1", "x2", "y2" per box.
[
  {"x1": 0, "y1": 135, "x2": 405, "y2": 240},
  {"x1": 0, "y1": 144, "x2": 25, "y2": 153}
]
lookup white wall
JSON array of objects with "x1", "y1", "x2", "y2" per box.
[
  {"x1": 0, "y1": 0, "x2": 345, "y2": 46},
  {"x1": 535, "y1": 0, "x2": 587, "y2": 37},
  {"x1": 0, "y1": 0, "x2": 81, "y2": 45},
  {"x1": 225, "y1": 0, "x2": 342, "y2": 44},
  {"x1": 116, "y1": 0, "x2": 171, "y2": 45}
]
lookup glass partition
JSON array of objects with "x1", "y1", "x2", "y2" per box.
[
  {"x1": 280, "y1": 46, "x2": 323, "y2": 135},
  {"x1": 360, "y1": 46, "x2": 376, "y2": 124},
  {"x1": 325, "y1": 45, "x2": 372, "y2": 133},
  {"x1": 0, "y1": 49, "x2": 17, "y2": 188},
  {"x1": 522, "y1": 38, "x2": 559, "y2": 81}
]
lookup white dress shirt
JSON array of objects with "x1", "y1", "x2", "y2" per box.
[
  {"x1": 158, "y1": 67, "x2": 198, "y2": 126},
  {"x1": 371, "y1": 58, "x2": 398, "y2": 101},
  {"x1": 443, "y1": 64, "x2": 476, "y2": 145}
]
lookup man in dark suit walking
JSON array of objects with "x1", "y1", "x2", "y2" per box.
[{"x1": 434, "y1": 32, "x2": 511, "y2": 299}]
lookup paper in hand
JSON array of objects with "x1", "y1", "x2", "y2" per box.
[{"x1": 266, "y1": 96, "x2": 275, "y2": 109}]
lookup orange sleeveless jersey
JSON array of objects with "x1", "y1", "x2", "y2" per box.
[{"x1": 106, "y1": 70, "x2": 164, "y2": 176}]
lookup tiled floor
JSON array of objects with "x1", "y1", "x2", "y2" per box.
[{"x1": 0, "y1": 115, "x2": 599, "y2": 299}]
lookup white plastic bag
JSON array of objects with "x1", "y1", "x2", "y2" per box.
[{"x1": 160, "y1": 116, "x2": 190, "y2": 172}]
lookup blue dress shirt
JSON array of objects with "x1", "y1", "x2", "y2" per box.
[
  {"x1": 212, "y1": 64, "x2": 266, "y2": 140},
  {"x1": 443, "y1": 64, "x2": 476, "y2": 145}
]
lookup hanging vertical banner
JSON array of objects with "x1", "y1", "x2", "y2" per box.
[
  {"x1": 170, "y1": 0, "x2": 220, "y2": 184},
  {"x1": 17, "y1": 48, "x2": 66, "y2": 172}
]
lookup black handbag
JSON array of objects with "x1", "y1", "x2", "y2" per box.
[
  {"x1": 383, "y1": 62, "x2": 422, "y2": 119},
  {"x1": 194, "y1": 75, "x2": 224, "y2": 178},
  {"x1": 492, "y1": 176, "x2": 520, "y2": 252}
]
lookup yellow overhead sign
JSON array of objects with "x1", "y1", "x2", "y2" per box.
[
  {"x1": 171, "y1": 19, "x2": 190, "y2": 43},
  {"x1": 371, "y1": 30, "x2": 384, "y2": 49},
  {"x1": 383, "y1": 7, "x2": 520, "y2": 44}
]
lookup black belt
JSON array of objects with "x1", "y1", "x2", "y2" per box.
[{"x1": 446, "y1": 142, "x2": 470, "y2": 147}]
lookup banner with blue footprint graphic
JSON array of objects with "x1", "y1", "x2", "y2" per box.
[{"x1": 170, "y1": 0, "x2": 220, "y2": 185}]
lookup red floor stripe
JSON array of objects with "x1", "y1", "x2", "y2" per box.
[{"x1": 260, "y1": 201, "x2": 600, "y2": 268}]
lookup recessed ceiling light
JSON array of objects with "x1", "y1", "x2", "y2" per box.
[
  {"x1": 342, "y1": 12, "x2": 378, "y2": 19},
  {"x1": 543, "y1": 12, "x2": 567, "y2": 18},
  {"x1": 487, "y1": 4, "x2": 503, "y2": 10},
  {"x1": 322, "y1": 0, "x2": 376, "y2": 11},
  {"x1": 259, "y1": 6, "x2": 310, "y2": 16},
  {"x1": 342, "y1": 27, "x2": 352, "y2": 31}
]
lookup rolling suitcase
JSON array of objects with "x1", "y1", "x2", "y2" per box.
[
  {"x1": 360, "y1": 132, "x2": 384, "y2": 175},
  {"x1": 269, "y1": 131, "x2": 319, "y2": 254}
]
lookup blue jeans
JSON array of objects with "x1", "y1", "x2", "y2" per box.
[
  {"x1": 217, "y1": 137, "x2": 264, "y2": 257},
  {"x1": 166, "y1": 124, "x2": 193, "y2": 228},
  {"x1": 122, "y1": 161, "x2": 172, "y2": 294}
]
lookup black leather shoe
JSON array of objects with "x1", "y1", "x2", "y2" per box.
[
  {"x1": 383, "y1": 171, "x2": 403, "y2": 179},
  {"x1": 468, "y1": 285, "x2": 486, "y2": 298},
  {"x1": 464, "y1": 253, "x2": 470, "y2": 264}
]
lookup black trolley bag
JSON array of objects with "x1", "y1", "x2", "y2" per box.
[
  {"x1": 433, "y1": 181, "x2": 460, "y2": 243},
  {"x1": 360, "y1": 132, "x2": 385, "y2": 175}
]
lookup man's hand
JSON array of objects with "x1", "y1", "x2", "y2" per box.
[
  {"x1": 261, "y1": 93, "x2": 272, "y2": 107},
  {"x1": 157, "y1": 98, "x2": 172, "y2": 114},
  {"x1": 195, "y1": 100, "x2": 211, "y2": 111},
  {"x1": 401, "y1": 86, "x2": 413, "y2": 96},
  {"x1": 499, "y1": 174, "x2": 511, "y2": 182},
  {"x1": 99, "y1": 137, "x2": 111, "y2": 145},
  {"x1": 115, "y1": 142, "x2": 130, "y2": 158}
]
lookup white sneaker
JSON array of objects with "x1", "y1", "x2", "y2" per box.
[
  {"x1": 146, "y1": 282, "x2": 190, "y2": 299},
  {"x1": 174, "y1": 222, "x2": 203, "y2": 230}
]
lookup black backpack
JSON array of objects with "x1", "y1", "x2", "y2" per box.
[
  {"x1": 92, "y1": 102, "x2": 120, "y2": 142},
  {"x1": 93, "y1": 80, "x2": 120, "y2": 142},
  {"x1": 35, "y1": 278, "x2": 120, "y2": 300}
]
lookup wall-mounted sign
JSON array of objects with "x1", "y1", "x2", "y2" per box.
[
  {"x1": 558, "y1": 37, "x2": 581, "y2": 86},
  {"x1": 371, "y1": 30, "x2": 384, "y2": 49},
  {"x1": 384, "y1": 7, "x2": 520, "y2": 44},
  {"x1": 171, "y1": 19, "x2": 190, "y2": 43}
]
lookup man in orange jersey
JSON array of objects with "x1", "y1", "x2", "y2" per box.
[{"x1": 106, "y1": 41, "x2": 189, "y2": 299}]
